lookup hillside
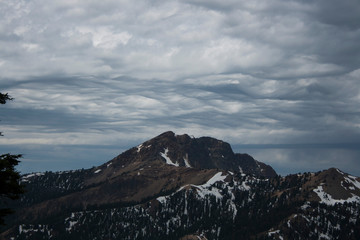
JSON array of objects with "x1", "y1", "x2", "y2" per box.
[{"x1": 1, "y1": 132, "x2": 359, "y2": 239}]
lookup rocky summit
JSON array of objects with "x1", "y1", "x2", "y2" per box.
[{"x1": 1, "y1": 132, "x2": 360, "y2": 240}]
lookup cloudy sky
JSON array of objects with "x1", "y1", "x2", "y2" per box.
[{"x1": 1, "y1": 0, "x2": 360, "y2": 176}]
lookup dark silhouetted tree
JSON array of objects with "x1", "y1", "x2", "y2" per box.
[
  {"x1": 0, "y1": 93, "x2": 13, "y2": 136},
  {"x1": 0, "y1": 92, "x2": 24, "y2": 225},
  {"x1": 0, "y1": 92, "x2": 13, "y2": 104}
]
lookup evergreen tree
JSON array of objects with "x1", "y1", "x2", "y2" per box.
[
  {"x1": 0, "y1": 92, "x2": 24, "y2": 225},
  {"x1": 0, "y1": 92, "x2": 12, "y2": 104},
  {"x1": 0, "y1": 93, "x2": 13, "y2": 136}
]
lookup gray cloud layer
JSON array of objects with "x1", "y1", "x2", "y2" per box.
[{"x1": 1, "y1": 0, "x2": 360, "y2": 175}]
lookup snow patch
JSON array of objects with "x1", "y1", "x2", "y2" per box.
[
  {"x1": 94, "y1": 169, "x2": 101, "y2": 174},
  {"x1": 137, "y1": 144, "x2": 143, "y2": 153},
  {"x1": 22, "y1": 172, "x2": 45, "y2": 180},
  {"x1": 65, "y1": 212, "x2": 84, "y2": 232},
  {"x1": 336, "y1": 168, "x2": 344, "y2": 175},
  {"x1": 229, "y1": 200, "x2": 237, "y2": 220},
  {"x1": 240, "y1": 181, "x2": 251, "y2": 191},
  {"x1": 238, "y1": 166, "x2": 246, "y2": 176},
  {"x1": 301, "y1": 202, "x2": 311, "y2": 210},
  {"x1": 268, "y1": 230, "x2": 280, "y2": 236},
  {"x1": 156, "y1": 185, "x2": 188, "y2": 205},
  {"x1": 156, "y1": 196, "x2": 167, "y2": 205},
  {"x1": 344, "y1": 175, "x2": 360, "y2": 190},
  {"x1": 183, "y1": 154, "x2": 192, "y2": 168},
  {"x1": 200, "y1": 172, "x2": 227, "y2": 188},
  {"x1": 313, "y1": 185, "x2": 360, "y2": 205},
  {"x1": 18, "y1": 224, "x2": 52, "y2": 236},
  {"x1": 160, "y1": 148, "x2": 179, "y2": 167},
  {"x1": 66, "y1": 220, "x2": 78, "y2": 232},
  {"x1": 184, "y1": 192, "x2": 188, "y2": 215},
  {"x1": 192, "y1": 172, "x2": 227, "y2": 199},
  {"x1": 319, "y1": 233, "x2": 331, "y2": 240}
]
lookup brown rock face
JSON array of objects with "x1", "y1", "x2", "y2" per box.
[{"x1": 110, "y1": 131, "x2": 277, "y2": 177}]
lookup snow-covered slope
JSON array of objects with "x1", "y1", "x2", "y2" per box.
[{"x1": 3, "y1": 168, "x2": 360, "y2": 239}]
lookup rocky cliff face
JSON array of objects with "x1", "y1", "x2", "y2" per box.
[
  {"x1": 113, "y1": 131, "x2": 276, "y2": 177},
  {"x1": 1, "y1": 132, "x2": 359, "y2": 240}
]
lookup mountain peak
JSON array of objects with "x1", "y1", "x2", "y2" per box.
[
  {"x1": 155, "y1": 130, "x2": 177, "y2": 139},
  {"x1": 108, "y1": 131, "x2": 277, "y2": 177}
]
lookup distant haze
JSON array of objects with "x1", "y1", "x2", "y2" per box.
[{"x1": 0, "y1": 0, "x2": 360, "y2": 175}]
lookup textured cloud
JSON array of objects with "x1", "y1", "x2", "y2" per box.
[
  {"x1": 3, "y1": 0, "x2": 358, "y2": 80},
  {"x1": 0, "y1": 0, "x2": 359, "y2": 175}
]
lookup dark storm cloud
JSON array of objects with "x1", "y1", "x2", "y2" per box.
[
  {"x1": 237, "y1": 147, "x2": 360, "y2": 177},
  {"x1": 1, "y1": 0, "x2": 360, "y2": 175},
  {"x1": 314, "y1": 0, "x2": 360, "y2": 29}
]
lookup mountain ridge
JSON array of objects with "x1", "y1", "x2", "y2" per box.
[
  {"x1": 1, "y1": 131, "x2": 359, "y2": 239},
  {"x1": 112, "y1": 131, "x2": 276, "y2": 176}
]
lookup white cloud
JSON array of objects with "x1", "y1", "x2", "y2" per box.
[
  {"x1": 76, "y1": 27, "x2": 132, "y2": 49},
  {"x1": 22, "y1": 43, "x2": 41, "y2": 52},
  {"x1": 2, "y1": 0, "x2": 358, "y2": 80}
]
